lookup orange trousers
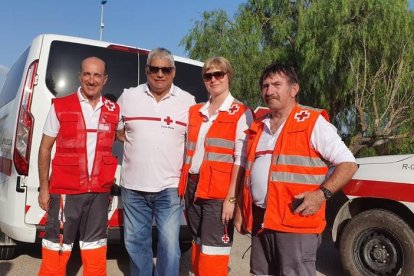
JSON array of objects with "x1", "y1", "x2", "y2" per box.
[
  {"x1": 38, "y1": 246, "x2": 107, "y2": 276},
  {"x1": 191, "y1": 243, "x2": 229, "y2": 276}
]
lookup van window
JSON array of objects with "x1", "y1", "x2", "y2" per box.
[
  {"x1": 46, "y1": 41, "x2": 207, "y2": 103},
  {"x1": 46, "y1": 41, "x2": 139, "y2": 101},
  {"x1": 0, "y1": 47, "x2": 30, "y2": 108}
]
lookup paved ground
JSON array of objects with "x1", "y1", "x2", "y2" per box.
[{"x1": 0, "y1": 231, "x2": 347, "y2": 275}]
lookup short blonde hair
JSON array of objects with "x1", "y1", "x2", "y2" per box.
[{"x1": 202, "y1": 56, "x2": 234, "y2": 87}]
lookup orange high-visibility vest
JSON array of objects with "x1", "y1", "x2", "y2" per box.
[
  {"x1": 49, "y1": 92, "x2": 120, "y2": 194},
  {"x1": 243, "y1": 104, "x2": 330, "y2": 234},
  {"x1": 178, "y1": 101, "x2": 249, "y2": 199}
]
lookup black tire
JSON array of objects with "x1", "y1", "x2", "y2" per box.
[
  {"x1": 340, "y1": 209, "x2": 414, "y2": 276},
  {"x1": 0, "y1": 245, "x2": 16, "y2": 260}
]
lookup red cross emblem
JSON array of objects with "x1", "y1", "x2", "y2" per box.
[
  {"x1": 228, "y1": 104, "x2": 240, "y2": 115},
  {"x1": 222, "y1": 234, "x2": 230, "y2": 244},
  {"x1": 294, "y1": 110, "x2": 310, "y2": 122},
  {"x1": 164, "y1": 116, "x2": 173, "y2": 125},
  {"x1": 104, "y1": 99, "x2": 115, "y2": 111}
]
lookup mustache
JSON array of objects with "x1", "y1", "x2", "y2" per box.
[{"x1": 265, "y1": 95, "x2": 279, "y2": 102}]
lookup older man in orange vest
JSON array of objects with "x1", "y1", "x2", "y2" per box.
[{"x1": 238, "y1": 63, "x2": 357, "y2": 276}]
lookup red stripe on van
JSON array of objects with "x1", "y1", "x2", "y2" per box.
[
  {"x1": 39, "y1": 213, "x2": 47, "y2": 225},
  {"x1": 108, "y1": 208, "x2": 123, "y2": 227},
  {"x1": 343, "y1": 179, "x2": 414, "y2": 203},
  {"x1": 107, "y1": 45, "x2": 149, "y2": 55},
  {"x1": 26, "y1": 205, "x2": 47, "y2": 225},
  {"x1": 0, "y1": 157, "x2": 12, "y2": 176}
]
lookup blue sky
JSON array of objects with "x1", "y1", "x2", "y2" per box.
[
  {"x1": 0, "y1": 0, "x2": 243, "y2": 69},
  {"x1": 0, "y1": 0, "x2": 413, "y2": 85}
]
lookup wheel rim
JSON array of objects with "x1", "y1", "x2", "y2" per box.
[{"x1": 353, "y1": 227, "x2": 402, "y2": 275}]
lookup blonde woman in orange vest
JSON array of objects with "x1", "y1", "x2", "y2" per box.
[
  {"x1": 239, "y1": 63, "x2": 357, "y2": 276},
  {"x1": 178, "y1": 56, "x2": 253, "y2": 275}
]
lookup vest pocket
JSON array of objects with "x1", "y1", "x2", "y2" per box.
[
  {"x1": 50, "y1": 156, "x2": 80, "y2": 190},
  {"x1": 281, "y1": 204, "x2": 322, "y2": 229},
  {"x1": 60, "y1": 113, "x2": 78, "y2": 139},
  {"x1": 208, "y1": 165, "x2": 232, "y2": 199},
  {"x1": 98, "y1": 156, "x2": 118, "y2": 187}
]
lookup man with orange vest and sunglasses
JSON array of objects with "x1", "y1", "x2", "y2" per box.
[
  {"x1": 38, "y1": 56, "x2": 119, "y2": 275},
  {"x1": 238, "y1": 63, "x2": 357, "y2": 276}
]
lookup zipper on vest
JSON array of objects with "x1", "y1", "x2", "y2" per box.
[{"x1": 88, "y1": 105, "x2": 104, "y2": 193}]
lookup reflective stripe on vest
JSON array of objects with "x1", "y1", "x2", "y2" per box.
[
  {"x1": 271, "y1": 170, "x2": 326, "y2": 185},
  {"x1": 245, "y1": 160, "x2": 252, "y2": 171},
  {"x1": 185, "y1": 139, "x2": 235, "y2": 165},
  {"x1": 205, "y1": 152, "x2": 234, "y2": 163},
  {"x1": 205, "y1": 138, "x2": 235, "y2": 149},
  {"x1": 184, "y1": 155, "x2": 192, "y2": 165},
  {"x1": 273, "y1": 154, "x2": 328, "y2": 168},
  {"x1": 187, "y1": 141, "x2": 196, "y2": 150},
  {"x1": 184, "y1": 142, "x2": 197, "y2": 165}
]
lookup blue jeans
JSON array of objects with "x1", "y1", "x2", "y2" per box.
[{"x1": 121, "y1": 186, "x2": 183, "y2": 276}]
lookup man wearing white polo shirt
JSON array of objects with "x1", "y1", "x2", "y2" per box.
[{"x1": 116, "y1": 48, "x2": 196, "y2": 276}]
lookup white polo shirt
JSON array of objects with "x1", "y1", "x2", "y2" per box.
[
  {"x1": 43, "y1": 88, "x2": 105, "y2": 175},
  {"x1": 117, "y1": 83, "x2": 196, "y2": 192},
  {"x1": 189, "y1": 93, "x2": 253, "y2": 173},
  {"x1": 250, "y1": 115, "x2": 356, "y2": 208}
]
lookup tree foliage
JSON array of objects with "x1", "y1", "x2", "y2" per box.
[
  {"x1": 182, "y1": 0, "x2": 310, "y2": 106},
  {"x1": 298, "y1": 0, "x2": 414, "y2": 155},
  {"x1": 181, "y1": 0, "x2": 414, "y2": 156}
]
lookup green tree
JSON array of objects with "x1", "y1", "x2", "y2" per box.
[
  {"x1": 297, "y1": 0, "x2": 414, "y2": 155},
  {"x1": 181, "y1": 0, "x2": 310, "y2": 107},
  {"x1": 182, "y1": 0, "x2": 414, "y2": 156}
]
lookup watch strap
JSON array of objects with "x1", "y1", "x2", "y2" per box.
[{"x1": 319, "y1": 185, "x2": 333, "y2": 200}]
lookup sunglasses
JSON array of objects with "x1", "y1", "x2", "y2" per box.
[
  {"x1": 202, "y1": 71, "x2": 226, "y2": 81},
  {"x1": 147, "y1": 65, "x2": 175, "y2": 75}
]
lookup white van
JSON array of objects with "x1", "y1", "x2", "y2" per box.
[{"x1": 0, "y1": 34, "x2": 208, "y2": 259}]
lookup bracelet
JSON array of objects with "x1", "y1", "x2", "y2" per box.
[{"x1": 228, "y1": 197, "x2": 236, "y2": 204}]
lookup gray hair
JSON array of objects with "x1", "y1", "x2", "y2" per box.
[{"x1": 146, "y1": 48, "x2": 175, "y2": 67}]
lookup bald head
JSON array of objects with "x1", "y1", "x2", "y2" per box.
[{"x1": 81, "y1": 57, "x2": 107, "y2": 75}]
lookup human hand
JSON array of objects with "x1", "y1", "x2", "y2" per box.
[
  {"x1": 38, "y1": 187, "x2": 50, "y2": 211},
  {"x1": 293, "y1": 190, "x2": 325, "y2": 216},
  {"x1": 233, "y1": 203, "x2": 247, "y2": 234},
  {"x1": 222, "y1": 199, "x2": 236, "y2": 225}
]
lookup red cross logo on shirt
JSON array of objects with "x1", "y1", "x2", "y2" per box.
[
  {"x1": 228, "y1": 104, "x2": 240, "y2": 115},
  {"x1": 222, "y1": 234, "x2": 230, "y2": 244},
  {"x1": 104, "y1": 99, "x2": 115, "y2": 111},
  {"x1": 164, "y1": 116, "x2": 173, "y2": 125},
  {"x1": 294, "y1": 110, "x2": 310, "y2": 122}
]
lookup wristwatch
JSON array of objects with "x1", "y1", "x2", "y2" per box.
[
  {"x1": 319, "y1": 186, "x2": 333, "y2": 200},
  {"x1": 228, "y1": 197, "x2": 237, "y2": 204}
]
